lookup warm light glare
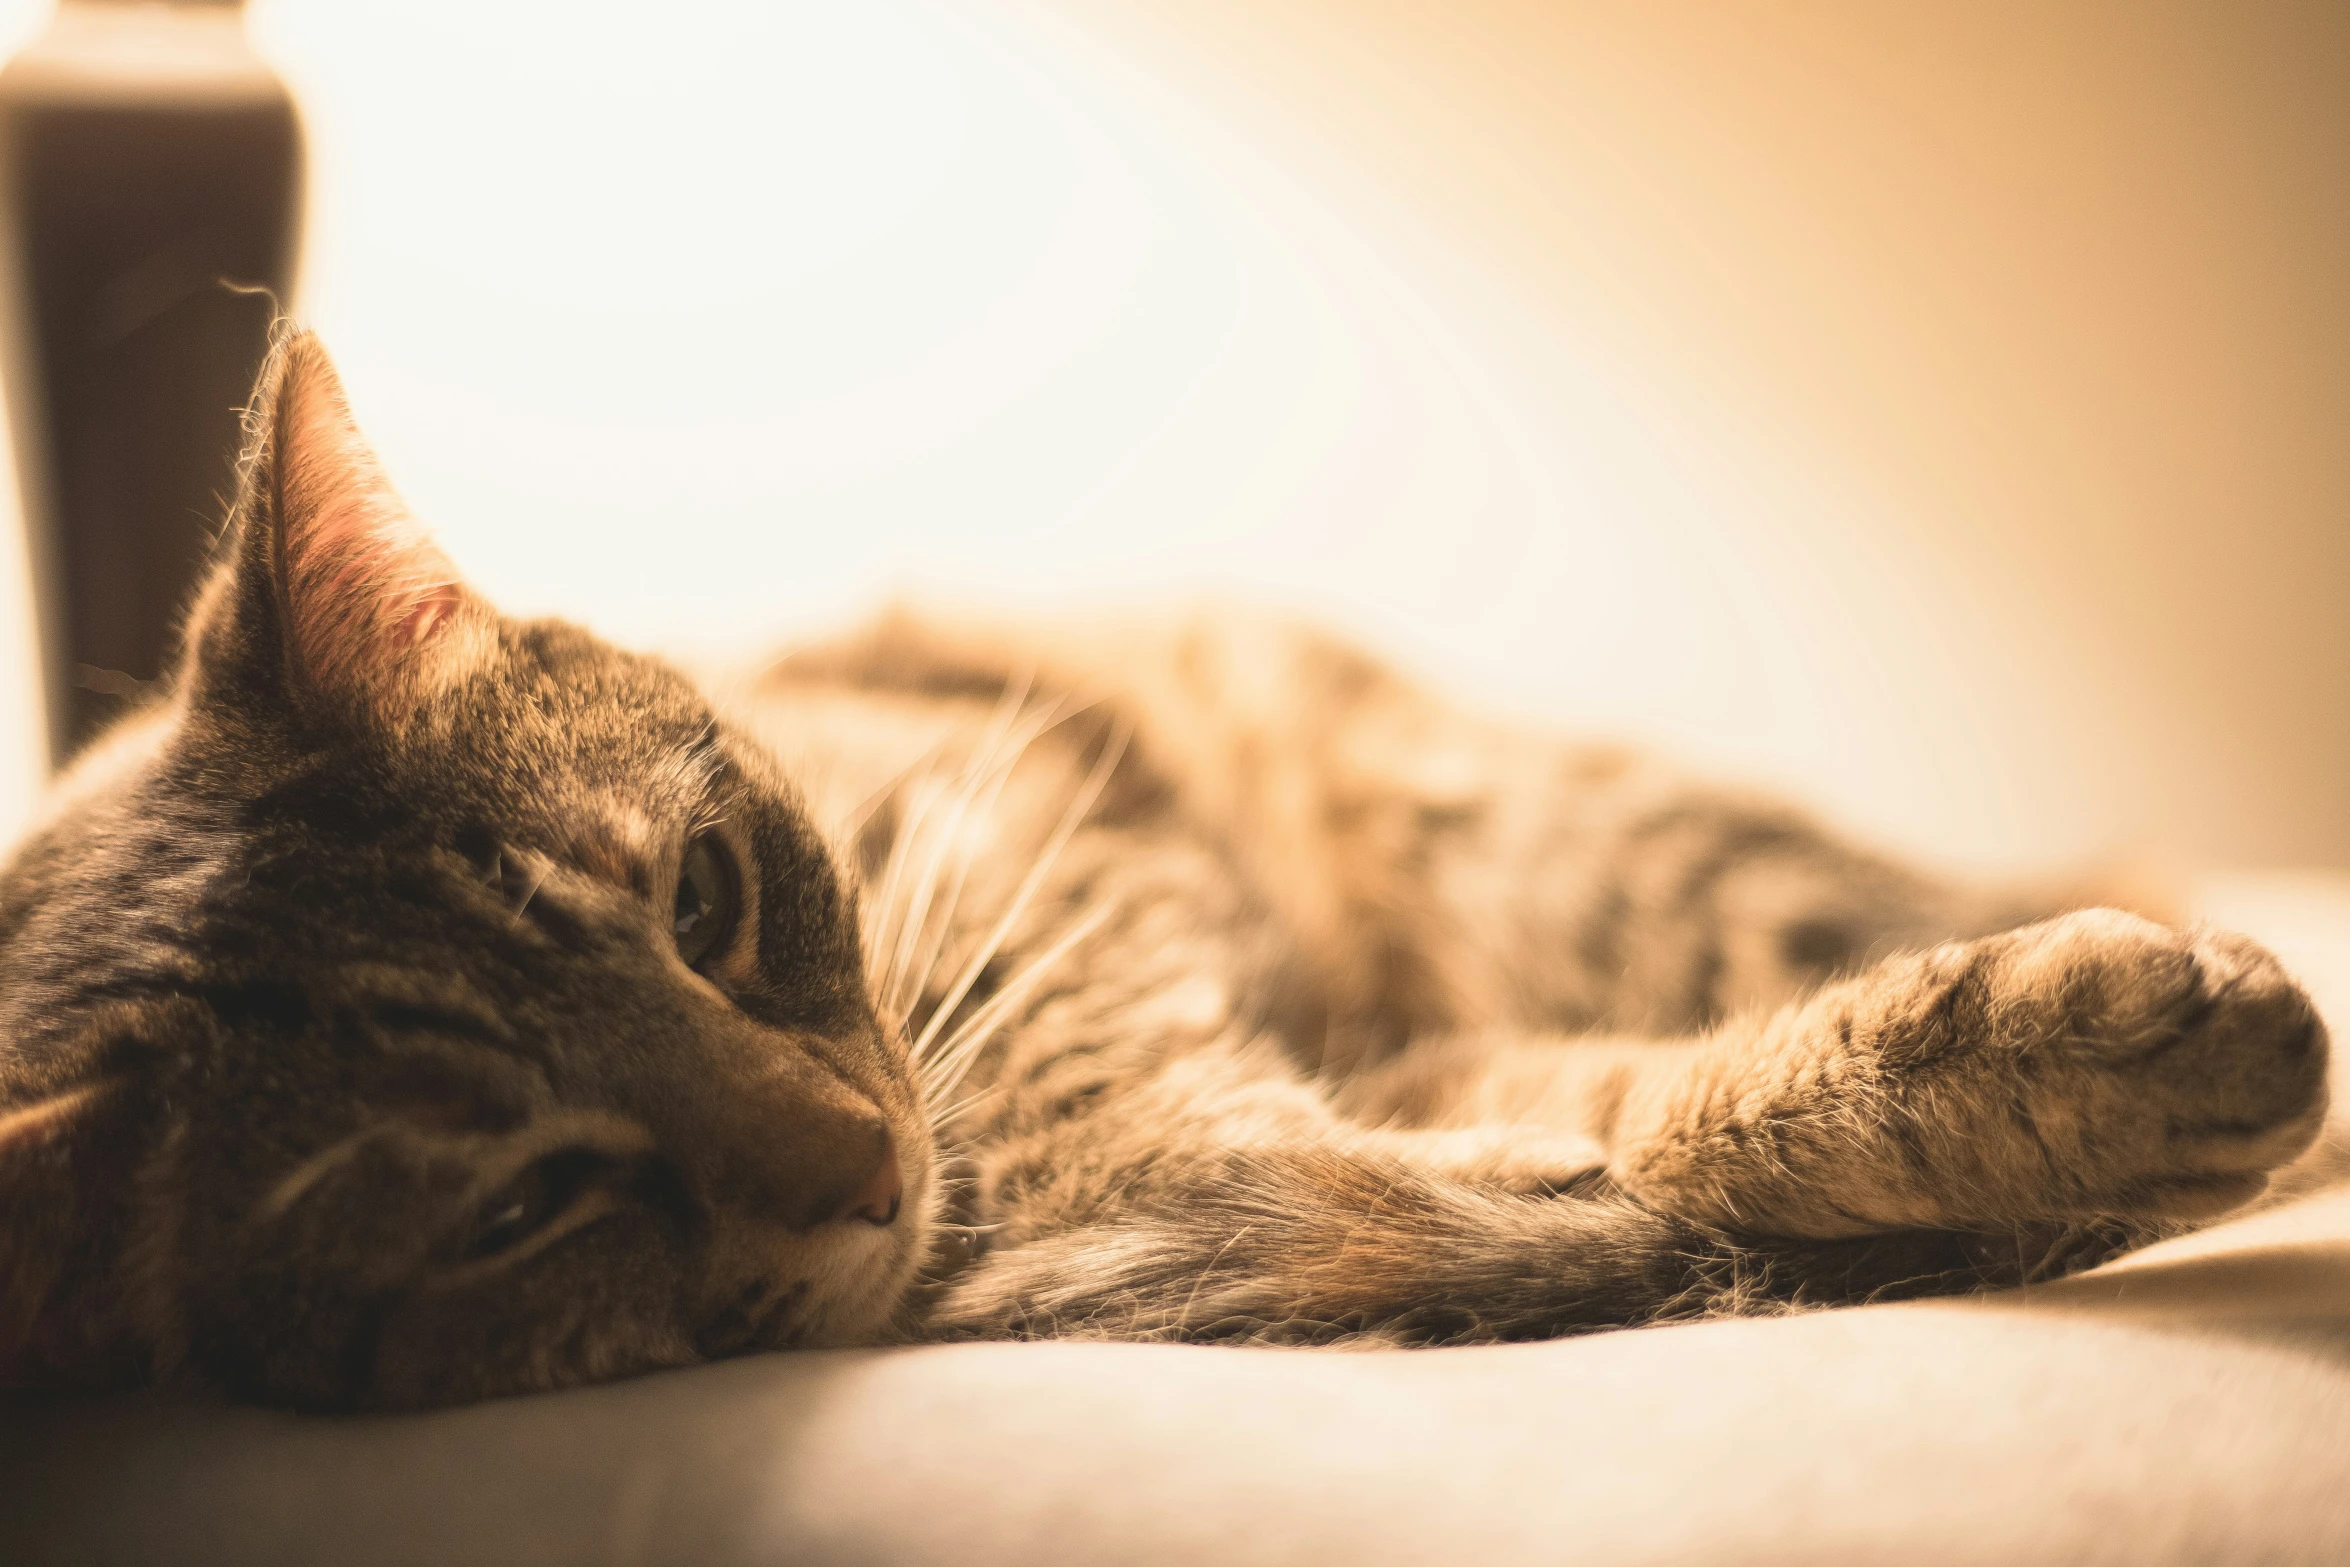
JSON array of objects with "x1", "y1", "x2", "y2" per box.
[{"x1": 0, "y1": 0, "x2": 2341, "y2": 876}]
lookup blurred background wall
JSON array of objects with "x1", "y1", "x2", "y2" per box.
[{"x1": 0, "y1": 0, "x2": 2341, "y2": 875}]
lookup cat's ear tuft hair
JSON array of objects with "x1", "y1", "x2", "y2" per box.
[{"x1": 189, "y1": 330, "x2": 496, "y2": 721}]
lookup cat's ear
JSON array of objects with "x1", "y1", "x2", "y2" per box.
[
  {"x1": 0, "y1": 1079, "x2": 141, "y2": 1384},
  {"x1": 186, "y1": 331, "x2": 497, "y2": 722}
]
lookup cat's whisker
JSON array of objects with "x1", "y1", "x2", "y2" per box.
[
  {"x1": 925, "y1": 1084, "x2": 1003, "y2": 1132},
  {"x1": 912, "y1": 1219, "x2": 1011, "y2": 1286},
  {"x1": 881, "y1": 677, "x2": 1041, "y2": 1012},
  {"x1": 908, "y1": 723, "x2": 1129, "y2": 1067},
  {"x1": 512, "y1": 860, "x2": 551, "y2": 918},
  {"x1": 878, "y1": 678, "x2": 1031, "y2": 996},
  {"x1": 890, "y1": 695, "x2": 1084, "y2": 1021},
  {"x1": 862, "y1": 756, "x2": 947, "y2": 970},
  {"x1": 252, "y1": 1126, "x2": 387, "y2": 1224},
  {"x1": 916, "y1": 922, "x2": 1090, "y2": 1096},
  {"x1": 833, "y1": 737, "x2": 951, "y2": 863},
  {"x1": 919, "y1": 902, "x2": 1116, "y2": 1102},
  {"x1": 869, "y1": 784, "x2": 930, "y2": 958}
]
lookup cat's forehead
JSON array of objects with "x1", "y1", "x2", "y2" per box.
[
  {"x1": 173, "y1": 621, "x2": 762, "y2": 891},
  {"x1": 429, "y1": 623, "x2": 735, "y2": 807}
]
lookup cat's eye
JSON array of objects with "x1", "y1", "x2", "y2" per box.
[
  {"x1": 672, "y1": 832, "x2": 740, "y2": 971},
  {"x1": 461, "y1": 1149, "x2": 611, "y2": 1262}
]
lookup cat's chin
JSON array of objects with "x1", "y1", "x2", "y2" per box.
[
  {"x1": 796, "y1": 1220, "x2": 932, "y2": 1349},
  {"x1": 781, "y1": 1154, "x2": 936, "y2": 1350}
]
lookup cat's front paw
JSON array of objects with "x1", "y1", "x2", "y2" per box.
[
  {"x1": 1976, "y1": 910, "x2": 2329, "y2": 1219},
  {"x1": 1611, "y1": 909, "x2": 2330, "y2": 1237}
]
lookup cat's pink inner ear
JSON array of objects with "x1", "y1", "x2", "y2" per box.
[{"x1": 268, "y1": 340, "x2": 479, "y2": 697}]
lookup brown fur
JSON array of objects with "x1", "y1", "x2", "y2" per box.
[{"x1": 0, "y1": 333, "x2": 2328, "y2": 1407}]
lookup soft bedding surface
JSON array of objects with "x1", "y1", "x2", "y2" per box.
[{"x1": 6, "y1": 874, "x2": 2347, "y2": 1567}]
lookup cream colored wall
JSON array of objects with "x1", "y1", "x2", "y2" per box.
[
  {"x1": 0, "y1": 1, "x2": 2340, "y2": 875},
  {"x1": 1050, "y1": 0, "x2": 2350, "y2": 873}
]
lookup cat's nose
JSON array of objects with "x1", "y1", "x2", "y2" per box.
[{"x1": 839, "y1": 1127, "x2": 903, "y2": 1227}]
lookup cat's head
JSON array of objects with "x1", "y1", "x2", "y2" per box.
[{"x1": 0, "y1": 334, "x2": 932, "y2": 1409}]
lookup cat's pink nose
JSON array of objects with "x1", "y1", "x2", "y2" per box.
[{"x1": 844, "y1": 1130, "x2": 903, "y2": 1226}]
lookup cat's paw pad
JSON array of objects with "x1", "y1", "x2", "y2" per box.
[{"x1": 1983, "y1": 909, "x2": 2329, "y2": 1217}]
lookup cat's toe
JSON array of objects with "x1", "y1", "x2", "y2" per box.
[
  {"x1": 2144, "y1": 929, "x2": 2328, "y2": 1181},
  {"x1": 2015, "y1": 911, "x2": 2330, "y2": 1216}
]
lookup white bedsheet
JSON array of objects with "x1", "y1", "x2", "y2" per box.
[{"x1": 4, "y1": 874, "x2": 2345, "y2": 1567}]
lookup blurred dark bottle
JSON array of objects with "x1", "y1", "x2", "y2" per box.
[{"x1": 0, "y1": 0, "x2": 302, "y2": 766}]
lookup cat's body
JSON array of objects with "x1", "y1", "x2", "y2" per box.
[
  {"x1": 0, "y1": 335, "x2": 2330, "y2": 1407},
  {"x1": 752, "y1": 609, "x2": 2324, "y2": 1343}
]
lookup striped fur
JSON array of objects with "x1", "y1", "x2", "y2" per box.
[
  {"x1": 0, "y1": 335, "x2": 2327, "y2": 1407},
  {"x1": 754, "y1": 610, "x2": 2326, "y2": 1346}
]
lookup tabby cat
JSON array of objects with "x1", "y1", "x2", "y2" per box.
[{"x1": 0, "y1": 334, "x2": 2328, "y2": 1409}]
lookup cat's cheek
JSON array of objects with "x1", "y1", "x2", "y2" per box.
[{"x1": 356, "y1": 1222, "x2": 696, "y2": 1409}]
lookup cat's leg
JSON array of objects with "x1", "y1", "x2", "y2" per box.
[
  {"x1": 930, "y1": 1117, "x2": 2089, "y2": 1346},
  {"x1": 930, "y1": 1008, "x2": 2122, "y2": 1348},
  {"x1": 1346, "y1": 1123, "x2": 1614, "y2": 1198},
  {"x1": 925, "y1": 912, "x2": 2307, "y2": 1344},
  {"x1": 1357, "y1": 910, "x2": 2329, "y2": 1238}
]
